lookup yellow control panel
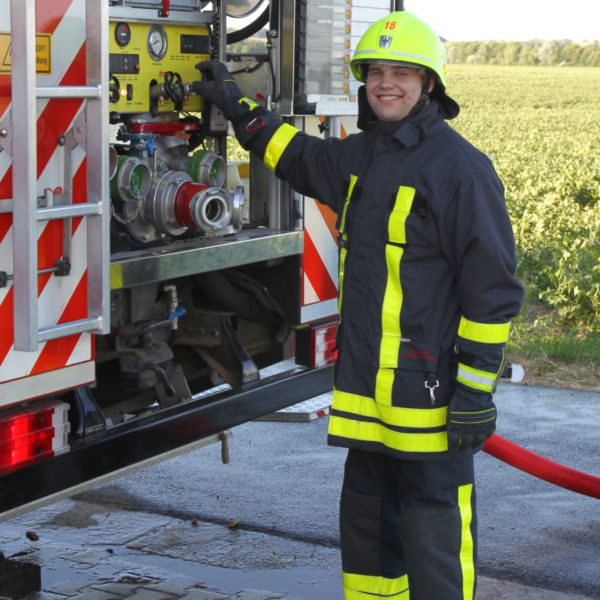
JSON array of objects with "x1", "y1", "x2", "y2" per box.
[{"x1": 108, "y1": 21, "x2": 210, "y2": 113}]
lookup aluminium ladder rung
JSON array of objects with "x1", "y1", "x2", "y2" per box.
[
  {"x1": 10, "y1": 0, "x2": 110, "y2": 352},
  {"x1": 38, "y1": 316, "x2": 104, "y2": 343},
  {"x1": 36, "y1": 85, "x2": 102, "y2": 99},
  {"x1": 37, "y1": 203, "x2": 103, "y2": 221}
]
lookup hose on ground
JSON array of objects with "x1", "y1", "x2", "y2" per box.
[{"x1": 483, "y1": 433, "x2": 600, "y2": 499}]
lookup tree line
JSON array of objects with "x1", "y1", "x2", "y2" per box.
[
  {"x1": 227, "y1": 35, "x2": 600, "y2": 67},
  {"x1": 445, "y1": 40, "x2": 600, "y2": 66}
]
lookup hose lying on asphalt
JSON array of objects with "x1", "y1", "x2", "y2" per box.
[{"x1": 483, "y1": 434, "x2": 600, "y2": 499}]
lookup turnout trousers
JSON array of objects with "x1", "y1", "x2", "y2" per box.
[{"x1": 340, "y1": 449, "x2": 477, "y2": 600}]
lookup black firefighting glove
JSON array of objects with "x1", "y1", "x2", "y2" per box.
[
  {"x1": 447, "y1": 390, "x2": 497, "y2": 452},
  {"x1": 191, "y1": 61, "x2": 277, "y2": 148}
]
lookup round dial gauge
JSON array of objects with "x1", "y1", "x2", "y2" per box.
[
  {"x1": 115, "y1": 22, "x2": 131, "y2": 47},
  {"x1": 147, "y1": 25, "x2": 168, "y2": 61}
]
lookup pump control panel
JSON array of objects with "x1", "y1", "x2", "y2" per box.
[{"x1": 109, "y1": 21, "x2": 210, "y2": 113}]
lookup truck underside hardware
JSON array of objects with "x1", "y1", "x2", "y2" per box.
[{"x1": 0, "y1": 0, "x2": 380, "y2": 518}]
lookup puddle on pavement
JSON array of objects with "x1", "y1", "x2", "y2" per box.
[
  {"x1": 30, "y1": 549, "x2": 343, "y2": 600},
  {"x1": 136, "y1": 552, "x2": 344, "y2": 599},
  {"x1": 3, "y1": 499, "x2": 345, "y2": 599}
]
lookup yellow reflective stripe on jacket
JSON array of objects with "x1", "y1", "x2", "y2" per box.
[
  {"x1": 263, "y1": 123, "x2": 298, "y2": 172},
  {"x1": 375, "y1": 366, "x2": 395, "y2": 406},
  {"x1": 343, "y1": 571, "x2": 409, "y2": 599},
  {"x1": 339, "y1": 174, "x2": 357, "y2": 237},
  {"x1": 338, "y1": 174, "x2": 357, "y2": 314},
  {"x1": 329, "y1": 416, "x2": 448, "y2": 454},
  {"x1": 458, "y1": 484, "x2": 476, "y2": 600},
  {"x1": 387, "y1": 186, "x2": 416, "y2": 244},
  {"x1": 332, "y1": 389, "x2": 447, "y2": 428},
  {"x1": 376, "y1": 245, "x2": 404, "y2": 405},
  {"x1": 338, "y1": 246, "x2": 347, "y2": 314},
  {"x1": 376, "y1": 186, "x2": 415, "y2": 404},
  {"x1": 456, "y1": 363, "x2": 496, "y2": 393},
  {"x1": 457, "y1": 317, "x2": 511, "y2": 344}
]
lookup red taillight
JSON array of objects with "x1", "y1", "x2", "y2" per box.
[
  {"x1": 0, "y1": 401, "x2": 70, "y2": 474},
  {"x1": 311, "y1": 322, "x2": 338, "y2": 368}
]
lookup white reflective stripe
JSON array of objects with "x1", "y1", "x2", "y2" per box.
[
  {"x1": 389, "y1": 49, "x2": 439, "y2": 65},
  {"x1": 456, "y1": 363, "x2": 495, "y2": 392},
  {"x1": 353, "y1": 48, "x2": 440, "y2": 67}
]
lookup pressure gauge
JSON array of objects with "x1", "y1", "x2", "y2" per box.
[
  {"x1": 147, "y1": 25, "x2": 168, "y2": 61},
  {"x1": 115, "y1": 22, "x2": 131, "y2": 47}
]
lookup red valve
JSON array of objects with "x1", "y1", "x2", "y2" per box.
[
  {"x1": 174, "y1": 182, "x2": 209, "y2": 227},
  {"x1": 159, "y1": 0, "x2": 170, "y2": 17},
  {"x1": 130, "y1": 122, "x2": 197, "y2": 135}
]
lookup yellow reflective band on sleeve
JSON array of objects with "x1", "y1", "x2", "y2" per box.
[
  {"x1": 456, "y1": 363, "x2": 496, "y2": 393},
  {"x1": 458, "y1": 484, "x2": 476, "y2": 600},
  {"x1": 342, "y1": 571, "x2": 409, "y2": 599},
  {"x1": 263, "y1": 123, "x2": 299, "y2": 172},
  {"x1": 238, "y1": 96, "x2": 259, "y2": 111},
  {"x1": 457, "y1": 317, "x2": 511, "y2": 344},
  {"x1": 329, "y1": 413, "x2": 448, "y2": 453},
  {"x1": 387, "y1": 186, "x2": 416, "y2": 245}
]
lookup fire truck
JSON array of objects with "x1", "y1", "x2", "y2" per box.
[{"x1": 0, "y1": 0, "x2": 394, "y2": 519}]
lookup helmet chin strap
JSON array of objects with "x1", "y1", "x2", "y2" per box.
[{"x1": 406, "y1": 71, "x2": 432, "y2": 119}]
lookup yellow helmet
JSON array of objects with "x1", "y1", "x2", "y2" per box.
[{"x1": 351, "y1": 11, "x2": 447, "y2": 87}]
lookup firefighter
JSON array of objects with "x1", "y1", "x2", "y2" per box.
[{"x1": 193, "y1": 11, "x2": 523, "y2": 600}]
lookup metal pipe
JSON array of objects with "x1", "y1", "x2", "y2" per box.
[
  {"x1": 37, "y1": 203, "x2": 103, "y2": 221},
  {"x1": 36, "y1": 85, "x2": 102, "y2": 99},
  {"x1": 38, "y1": 316, "x2": 104, "y2": 343}
]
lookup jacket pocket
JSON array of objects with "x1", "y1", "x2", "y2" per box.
[
  {"x1": 386, "y1": 212, "x2": 428, "y2": 246},
  {"x1": 375, "y1": 340, "x2": 452, "y2": 408}
]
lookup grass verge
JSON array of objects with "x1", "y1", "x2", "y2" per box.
[{"x1": 506, "y1": 300, "x2": 600, "y2": 392}]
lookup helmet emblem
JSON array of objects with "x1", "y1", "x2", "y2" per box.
[{"x1": 379, "y1": 35, "x2": 392, "y2": 49}]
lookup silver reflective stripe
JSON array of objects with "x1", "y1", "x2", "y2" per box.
[
  {"x1": 389, "y1": 49, "x2": 435, "y2": 64},
  {"x1": 353, "y1": 48, "x2": 441, "y2": 68},
  {"x1": 456, "y1": 364, "x2": 495, "y2": 392}
]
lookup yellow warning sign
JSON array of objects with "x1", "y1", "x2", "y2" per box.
[{"x1": 0, "y1": 32, "x2": 51, "y2": 74}]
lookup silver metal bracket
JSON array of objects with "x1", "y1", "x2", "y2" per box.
[{"x1": 0, "y1": 108, "x2": 12, "y2": 156}]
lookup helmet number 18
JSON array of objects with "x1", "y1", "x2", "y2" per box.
[{"x1": 384, "y1": 20, "x2": 396, "y2": 30}]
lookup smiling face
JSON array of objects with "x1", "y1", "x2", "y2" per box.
[{"x1": 365, "y1": 62, "x2": 428, "y2": 122}]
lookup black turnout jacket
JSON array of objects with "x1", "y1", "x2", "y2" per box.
[{"x1": 243, "y1": 89, "x2": 524, "y2": 460}]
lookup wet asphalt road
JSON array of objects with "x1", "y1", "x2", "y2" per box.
[
  {"x1": 76, "y1": 382, "x2": 600, "y2": 597},
  {"x1": 1, "y1": 382, "x2": 599, "y2": 599}
]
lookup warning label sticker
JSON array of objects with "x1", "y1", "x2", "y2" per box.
[{"x1": 0, "y1": 32, "x2": 51, "y2": 74}]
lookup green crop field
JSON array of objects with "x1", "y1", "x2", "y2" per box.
[
  {"x1": 448, "y1": 64, "x2": 600, "y2": 388},
  {"x1": 229, "y1": 63, "x2": 600, "y2": 388}
]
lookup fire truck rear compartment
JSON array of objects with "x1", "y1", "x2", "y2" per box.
[{"x1": 89, "y1": 255, "x2": 299, "y2": 426}]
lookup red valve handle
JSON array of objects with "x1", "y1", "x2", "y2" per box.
[{"x1": 159, "y1": 0, "x2": 170, "y2": 17}]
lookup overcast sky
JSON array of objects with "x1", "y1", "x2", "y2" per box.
[{"x1": 402, "y1": 0, "x2": 600, "y2": 41}]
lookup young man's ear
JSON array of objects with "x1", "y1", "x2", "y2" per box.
[{"x1": 428, "y1": 74, "x2": 436, "y2": 93}]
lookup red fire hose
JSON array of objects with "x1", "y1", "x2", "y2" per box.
[{"x1": 483, "y1": 434, "x2": 600, "y2": 499}]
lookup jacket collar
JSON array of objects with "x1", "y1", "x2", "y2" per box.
[{"x1": 356, "y1": 85, "x2": 456, "y2": 147}]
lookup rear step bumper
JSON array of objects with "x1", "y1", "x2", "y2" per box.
[{"x1": 0, "y1": 364, "x2": 333, "y2": 521}]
